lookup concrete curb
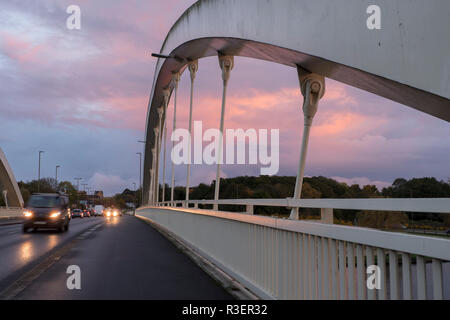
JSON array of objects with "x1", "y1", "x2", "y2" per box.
[
  {"x1": 0, "y1": 217, "x2": 24, "y2": 226},
  {"x1": 136, "y1": 214, "x2": 260, "y2": 300}
]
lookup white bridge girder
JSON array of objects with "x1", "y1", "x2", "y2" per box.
[
  {"x1": 143, "y1": 0, "x2": 450, "y2": 204},
  {"x1": 0, "y1": 148, "x2": 24, "y2": 208}
]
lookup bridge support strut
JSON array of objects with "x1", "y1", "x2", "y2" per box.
[
  {"x1": 161, "y1": 88, "x2": 170, "y2": 205},
  {"x1": 186, "y1": 60, "x2": 198, "y2": 206},
  {"x1": 152, "y1": 127, "x2": 160, "y2": 204},
  {"x1": 214, "y1": 54, "x2": 234, "y2": 211},
  {"x1": 289, "y1": 68, "x2": 325, "y2": 219},
  {"x1": 170, "y1": 72, "x2": 181, "y2": 205},
  {"x1": 149, "y1": 146, "x2": 156, "y2": 205},
  {"x1": 155, "y1": 106, "x2": 163, "y2": 204}
]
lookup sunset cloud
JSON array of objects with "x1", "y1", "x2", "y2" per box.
[{"x1": 0, "y1": 0, "x2": 448, "y2": 196}]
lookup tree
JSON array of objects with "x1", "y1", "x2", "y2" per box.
[{"x1": 357, "y1": 211, "x2": 408, "y2": 230}]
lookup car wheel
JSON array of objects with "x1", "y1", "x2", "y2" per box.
[{"x1": 23, "y1": 225, "x2": 28, "y2": 233}]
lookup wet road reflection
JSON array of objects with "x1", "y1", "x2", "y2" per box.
[
  {"x1": 0, "y1": 218, "x2": 104, "y2": 291},
  {"x1": 19, "y1": 240, "x2": 33, "y2": 263}
]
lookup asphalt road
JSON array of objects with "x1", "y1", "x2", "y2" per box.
[{"x1": 0, "y1": 215, "x2": 232, "y2": 300}]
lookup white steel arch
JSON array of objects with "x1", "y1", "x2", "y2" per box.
[
  {"x1": 0, "y1": 148, "x2": 24, "y2": 208},
  {"x1": 143, "y1": 0, "x2": 450, "y2": 204}
]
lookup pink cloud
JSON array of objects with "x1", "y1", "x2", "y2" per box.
[{"x1": 0, "y1": 32, "x2": 44, "y2": 63}]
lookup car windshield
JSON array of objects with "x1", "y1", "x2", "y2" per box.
[
  {"x1": 27, "y1": 195, "x2": 58, "y2": 208},
  {"x1": 73, "y1": 209, "x2": 81, "y2": 212}
]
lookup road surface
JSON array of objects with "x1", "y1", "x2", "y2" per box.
[{"x1": 0, "y1": 215, "x2": 232, "y2": 300}]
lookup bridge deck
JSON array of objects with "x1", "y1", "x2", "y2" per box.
[{"x1": 0, "y1": 216, "x2": 232, "y2": 300}]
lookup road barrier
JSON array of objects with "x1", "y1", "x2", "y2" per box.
[
  {"x1": 138, "y1": 198, "x2": 450, "y2": 300},
  {"x1": 0, "y1": 207, "x2": 23, "y2": 218}
]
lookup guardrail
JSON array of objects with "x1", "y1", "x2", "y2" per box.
[
  {"x1": 138, "y1": 198, "x2": 450, "y2": 300},
  {"x1": 0, "y1": 207, "x2": 23, "y2": 218}
]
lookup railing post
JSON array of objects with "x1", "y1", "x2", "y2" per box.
[
  {"x1": 320, "y1": 208, "x2": 334, "y2": 224},
  {"x1": 186, "y1": 60, "x2": 198, "y2": 204},
  {"x1": 402, "y1": 253, "x2": 412, "y2": 300},
  {"x1": 170, "y1": 72, "x2": 180, "y2": 204},
  {"x1": 214, "y1": 54, "x2": 234, "y2": 211},
  {"x1": 161, "y1": 88, "x2": 170, "y2": 203},
  {"x1": 246, "y1": 204, "x2": 254, "y2": 215},
  {"x1": 290, "y1": 67, "x2": 325, "y2": 219},
  {"x1": 432, "y1": 259, "x2": 443, "y2": 300}
]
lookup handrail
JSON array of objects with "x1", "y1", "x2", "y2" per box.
[
  {"x1": 137, "y1": 204, "x2": 450, "y2": 300},
  {"x1": 154, "y1": 198, "x2": 450, "y2": 214},
  {"x1": 140, "y1": 206, "x2": 450, "y2": 261}
]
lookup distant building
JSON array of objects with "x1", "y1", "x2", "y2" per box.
[
  {"x1": 94, "y1": 190, "x2": 104, "y2": 199},
  {"x1": 86, "y1": 190, "x2": 104, "y2": 204},
  {"x1": 126, "y1": 202, "x2": 136, "y2": 209}
]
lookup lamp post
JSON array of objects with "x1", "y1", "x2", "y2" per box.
[
  {"x1": 74, "y1": 177, "x2": 82, "y2": 207},
  {"x1": 86, "y1": 187, "x2": 91, "y2": 206},
  {"x1": 81, "y1": 183, "x2": 87, "y2": 208},
  {"x1": 55, "y1": 165, "x2": 61, "y2": 190},
  {"x1": 38, "y1": 151, "x2": 45, "y2": 192},
  {"x1": 74, "y1": 178, "x2": 82, "y2": 191}
]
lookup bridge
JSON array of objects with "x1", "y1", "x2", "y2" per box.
[
  {"x1": 0, "y1": 0, "x2": 449, "y2": 301},
  {"x1": 139, "y1": 0, "x2": 450, "y2": 300}
]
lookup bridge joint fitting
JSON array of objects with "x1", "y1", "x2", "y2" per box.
[
  {"x1": 171, "y1": 72, "x2": 181, "y2": 89},
  {"x1": 188, "y1": 60, "x2": 198, "y2": 82},
  {"x1": 297, "y1": 68, "x2": 325, "y2": 126},
  {"x1": 218, "y1": 54, "x2": 234, "y2": 84}
]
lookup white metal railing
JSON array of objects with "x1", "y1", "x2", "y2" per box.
[
  {"x1": 154, "y1": 198, "x2": 450, "y2": 213},
  {"x1": 138, "y1": 198, "x2": 450, "y2": 300},
  {"x1": 0, "y1": 207, "x2": 23, "y2": 218}
]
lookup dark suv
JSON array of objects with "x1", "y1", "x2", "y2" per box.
[{"x1": 23, "y1": 193, "x2": 71, "y2": 233}]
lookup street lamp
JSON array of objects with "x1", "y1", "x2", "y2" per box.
[
  {"x1": 74, "y1": 177, "x2": 82, "y2": 207},
  {"x1": 55, "y1": 165, "x2": 61, "y2": 189},
  {"x1": 38, "y1": 151, "x2": 45, "y2": 192},
  {"x1": 74, "y1": 177, "x2": 82, "y2": 191}
]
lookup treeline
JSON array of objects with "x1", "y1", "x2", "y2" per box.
[
  {"x1": 9, "y1": 178, "x2": 139, "y2": 210},
  {"x1": 17, "y1": 178, "x2": 79, "y2": 204},
  {"x1": 5, "y1": 175, "x2": 449, "y2": 229},
  {"x1": 163, "y1": 176, "x2": 450, "y2": 229}
]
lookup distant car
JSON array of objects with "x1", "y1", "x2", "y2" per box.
[
  {"x1": 23, "y1": 193, "x2": 71, "y2": 232},
  {"x1": 105, "y1": 208, "x2": 120, "y2": 217},
  {"x1": 71, "y1": 209, "x2": 83, "y2": 218},
  {"x1": 94, "y1": 204, "x2": 105, "y2": 216},
  {"x1": 83, "y1": 209, "x2": 91, "y2": 217},
  {"x1": 94, "y1": 205, "x2": 104, "y2": 216},
  {"x1": 94, "y1": 210, "x2": 102, "y2": 217}
]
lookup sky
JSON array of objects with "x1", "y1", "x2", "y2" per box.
[{"x1": 0, "y1": 0, "x2": 449, "y2": 196}]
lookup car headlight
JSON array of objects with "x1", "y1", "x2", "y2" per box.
[
  {"x1": 113, "y1": 211, "x2": 118, "y2": 216},
  {"x1": 23, "y1": 210, "x2": 33, "y2": 217},
  {"x1": 50, "y1": 212, "x2": 61, "y2": 218}
]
